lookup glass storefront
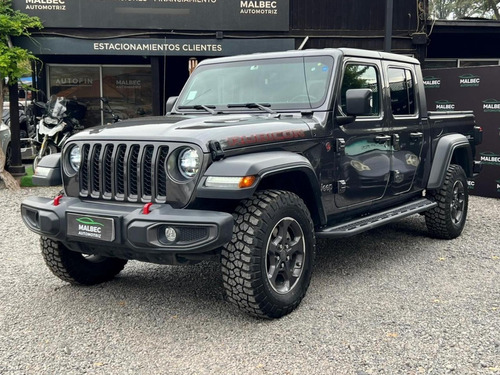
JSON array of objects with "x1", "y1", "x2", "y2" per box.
[{"x1": 47, "y1": 65, "x2": 152, "y2": 127}]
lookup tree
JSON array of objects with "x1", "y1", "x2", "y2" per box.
[
  {"x1": 429, "y1": 0, "x2": 500, "y2": 19},
  {"x1": 0, "y1": 0, "x2": 42, "y2": 189}
]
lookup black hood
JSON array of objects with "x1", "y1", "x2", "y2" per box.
[{"x1": 69, "y1": 113, "x2": 316, "y2": 152}]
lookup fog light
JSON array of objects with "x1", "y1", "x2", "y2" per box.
[{"x1": 164, "y1": 227, "x2": 177, "y2": 242}]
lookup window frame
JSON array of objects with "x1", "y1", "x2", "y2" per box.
[
  {"x1": 385, "y1": 64, "x2": 420, "y2": 120},
  {"x1": 337, "y1": 60, "x2": 384, "y2": 121}
]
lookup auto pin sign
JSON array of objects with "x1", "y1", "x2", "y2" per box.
[{"x1": 67, "y1": 213, "x2": 115, "y2": 242}]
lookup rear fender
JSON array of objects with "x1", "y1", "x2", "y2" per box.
[{"x1": 427, "y1": 134, "x2": 473, "y2": 190}]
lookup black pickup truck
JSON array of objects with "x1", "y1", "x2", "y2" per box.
[{"x1": 21, "y1": 48, "x2": 482, "y2": 318}]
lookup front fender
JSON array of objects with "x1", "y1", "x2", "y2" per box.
[
  {"x1": 427, "y1": 134, "x2": 472, "y2": 189},
  {"x1": 196, "y1": 151, "x2": 316, "y2": 197},
  {"x1": 32, "y1": 153, "x2": 62, "y2": 186},
  {"x1": 195, "y1": 151, "x2": 326, "y2": 224}
]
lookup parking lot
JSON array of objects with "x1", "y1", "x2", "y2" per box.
[{"x1": 1, "y1": 186, "x2": 499, "y2": 375}]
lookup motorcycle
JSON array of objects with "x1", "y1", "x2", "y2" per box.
[
  {"x1": 33, "y1": 96, "x2": 86, "y2": 170},
  {"x1": 101, "y1": 97, "x2": 121, "y2": 123}
]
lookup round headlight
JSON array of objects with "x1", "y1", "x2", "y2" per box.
[
  {"x1": 178, "y1": 148, "x2": 200, "y2": 178},
  {"x1": 69, "y1": 145, "x2": 81, "y2": 172}
]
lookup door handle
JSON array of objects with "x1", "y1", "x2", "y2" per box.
[
  {"x1": 374, "y1": 135, "x2": 391, "y2": 143},
  {"x1": 410, "y1": 132, "x2": 423, "y2": 139}
]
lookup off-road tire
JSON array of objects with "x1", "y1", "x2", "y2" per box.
[
  {"x1": 425, "y1": 164, "x2": 468, "y2": 239},
  {"x1": 221, "y1": 190, "x2": 315, "y2": 319},
  {"x1": 41, "y1": 237, "x2": 128, "y2": 285}
]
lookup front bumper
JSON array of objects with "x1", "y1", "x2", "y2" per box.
[{"x1": 21, "y1": 196, "x2": 234, "y2": 256}]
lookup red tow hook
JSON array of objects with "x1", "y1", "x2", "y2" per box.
[
  {"x1": 142, "y1": 202, "x2": 154, "y2": 214},
  {"x1": 53, "y1": 194, "x2": 64, "y2": 206}
]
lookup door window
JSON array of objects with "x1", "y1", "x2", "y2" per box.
[
  {"x1": 339, "y1": 64, "x2": 380, "y2": 116},
  {"x1": 388, "y1": 68, "x2": 416, "y2": 116}
]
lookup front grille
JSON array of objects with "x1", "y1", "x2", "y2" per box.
[{"x1": 79, "y1": 142, "x2": 170, "y2": 203}]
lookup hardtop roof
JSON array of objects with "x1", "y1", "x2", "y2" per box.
[{"x1": 197, "y1": 48, "x2": 420, "y2": 66}]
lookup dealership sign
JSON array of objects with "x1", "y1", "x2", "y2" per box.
[
  {"x1": 13, "y1": 0, "x2": 289, "y2": 31},
  {"x1": 424, "y1": 65, "x2": 500, "y2": 199},
  {"x1": 13, "y1": 36, "x2": 295, "y2": 57}
]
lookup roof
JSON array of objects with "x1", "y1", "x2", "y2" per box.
[{"x1": 198, "y1": 47, "x2": 420, "y2": 67}]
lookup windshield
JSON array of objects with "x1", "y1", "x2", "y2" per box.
[
  {"x1": 48, "y1": 96, "x2": 67, "y2": 118},
  {"x1": 177, "y1": 55, "x2": 334, "y2": 111}
]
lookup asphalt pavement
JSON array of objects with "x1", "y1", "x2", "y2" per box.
[{"x1": 1, "y1": 186, "x2": 499, "y2": 375}]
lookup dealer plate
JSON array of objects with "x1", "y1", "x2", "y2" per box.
[{"x1": 67, "y1": 213, "x2": 115, "y2": 242}]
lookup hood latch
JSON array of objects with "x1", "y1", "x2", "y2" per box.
[{"x1": 208, "y1": 140, "x2": 225, "y2": 161}]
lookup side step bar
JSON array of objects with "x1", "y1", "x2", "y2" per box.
[{"x1": 316, "y1": 198, "x2": 437, "y2": 239}]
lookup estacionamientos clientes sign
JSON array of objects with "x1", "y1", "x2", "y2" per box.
[{"x1": 13, "y1": 0, "x2": 290, "y2": 31}]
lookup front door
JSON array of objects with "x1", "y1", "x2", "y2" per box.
[{"x1": 332, "y1": 60, "x2": 392, "y2": 209}]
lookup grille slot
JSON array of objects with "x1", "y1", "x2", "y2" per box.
[{"x1": 79, "y1": 143, "x2": 170, "y2": 203}]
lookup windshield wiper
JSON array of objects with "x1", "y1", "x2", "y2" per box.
[
  {"x1": 227, "y1": 103, "x2": 276, "y2": 114},
  {"x1": 178, "y1": 104, "x2": 219, "y2": 115}
]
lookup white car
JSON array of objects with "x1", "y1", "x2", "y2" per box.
[{"x1": 0, "y1": 121, "x2": 12, "y2": 171}]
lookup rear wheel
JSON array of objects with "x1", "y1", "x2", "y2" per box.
[
  {"x1": 41, "y1": 237, "x2": 128, "y2": 285},
  {"x1": 425, "y1": 164, "x2": 468, "y2": 239},
  {"x1": 221, "y1": 190, "x2": 315, "y2": 319}
]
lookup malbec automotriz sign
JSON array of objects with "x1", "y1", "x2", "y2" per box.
[
  {"x1": 424, "y1": 65, "x2": 500, "y2": 199},
  {"x1": 13, "y1": 0, "x2": 290, "y2": 31}
]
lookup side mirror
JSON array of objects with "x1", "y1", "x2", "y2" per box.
[
  {"x1": 345, "y1": 88, "x2": 373, "y2": 116},
  {"x1": 165, "y1": 96, "x2": 178, "y2": 114}
]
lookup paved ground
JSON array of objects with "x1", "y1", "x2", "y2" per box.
[{"x1": 1, "y1": 186, "x2": 499, "y2": 375}]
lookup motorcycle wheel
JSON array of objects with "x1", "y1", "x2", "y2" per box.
[{"x1": 33, "y1": 143, "x2": 58, "y2": 171}]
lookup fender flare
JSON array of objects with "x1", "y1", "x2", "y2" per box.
[
  {"x1": 32, "y1": 153, "x2": 62, "y2": 186},
  {"x1": 427, "y1": 134, "x2": 472, "y2": 190},
  {"x1": 196, "y1": 151, "x2": 326, "y2": 225}
]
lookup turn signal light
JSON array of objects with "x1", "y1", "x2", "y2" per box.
[
  {"x1": 239, "y1": 176, "x2": 256, "y2": 188},
  {"x1": 205, "y1": 175, "x2": 257, "y2": 189}
]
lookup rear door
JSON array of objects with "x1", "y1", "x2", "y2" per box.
[{"x1": 383, "y1": 62, "x2": 425, "y2": 195}]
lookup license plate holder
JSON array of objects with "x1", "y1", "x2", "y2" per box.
[{"x1": 67, "y1": 213, "x2": 115, "y2": 242}]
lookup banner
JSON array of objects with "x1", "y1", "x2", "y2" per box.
[
  {"x1": 13, "y1": 0, "x2": 289, "y2": 31},
  {"x1": 424, "y1": 66, "x2": 500, "y2": 198},
  {"x1": 13, "y1": 36, "x2": 295, "y2": 57}
]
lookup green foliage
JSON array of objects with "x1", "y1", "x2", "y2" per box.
[
  {"x1": 429, "y1": 0, "x2": 500, "y2": 20},
  {"x1": 20, "y1": 165, "x2": 34, "y2": 187},
  {"x1": 0, "y1": 44, "x2": 34, "y2": 81},
  {"x1": 0, "y1": 0, "x2": 42, "y2": 83}
]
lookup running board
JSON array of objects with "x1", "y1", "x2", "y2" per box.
[{"x1": 316, "y1": 198, "x2": 437, "y2": 239}]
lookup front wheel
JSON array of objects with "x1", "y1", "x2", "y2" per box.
[
  {"x1": 41, "y1": 237, "x2": 128, "y2": 285},
  {"x1": 425, "y1": 164, "x2": 468, "y2": 239},
  {"x1": 33, "y1": 142, "x2": 58, "y2": 170},
  {"x1": 221, "y1": 190, "x2": 315, "y2": 319}
]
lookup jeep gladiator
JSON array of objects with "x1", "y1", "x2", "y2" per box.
[{"x1": 21, "y1": 48, "x2": 482, "y2": 318}]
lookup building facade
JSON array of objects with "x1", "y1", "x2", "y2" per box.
[
  {"x1": 425, "y1": 19, "x2": 500, "y2": 69},
  {"x1": 13, "y1": 0, "x2": 427, "y2": 126}
]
